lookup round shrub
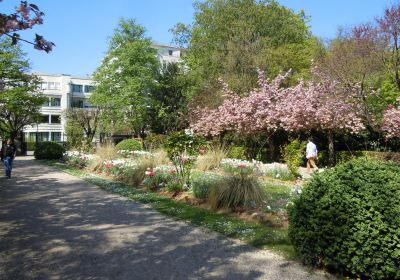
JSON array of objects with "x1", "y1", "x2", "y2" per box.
[
  {"x1": 115, "y1": 139, "x2": 142, "y2": 151},
  {"x1": 34, "y1": 141, "x2": 65, "y2": 160},
  {"x1": 288, "y1": 158, "x2": 400, "y2": 279}
]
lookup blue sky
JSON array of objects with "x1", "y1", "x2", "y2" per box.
[{"x1": 2, "y1": 0, "x2": 397, "y2": 76}]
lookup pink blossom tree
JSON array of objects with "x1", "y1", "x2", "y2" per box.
[
  {"x1": 0, "y1": 1, "x2": 54, "y2": 52},
  {"x1": 191, "y1": 71, "x2": 289, "y2": 158},
  {"x1": 381, "y1": 103, "x2": 400, "y2": 139},
  {"x1": 191, "y1": 68, "x2": 365, "y2": 164},
  {"x1": 280, "y1": 69, "x2": 365, "y2": 164}
]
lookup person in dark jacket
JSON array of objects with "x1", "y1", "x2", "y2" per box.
[{"x1": 0, "y1": 139, "x2": 17, "y2": 179}]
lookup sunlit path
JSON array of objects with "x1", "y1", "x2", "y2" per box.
[{"x1": 0, "y1": 157, "x2": 331, "y2": 280}]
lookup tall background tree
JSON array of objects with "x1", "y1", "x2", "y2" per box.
[
  {"x1": 148, "y1": 63, "x2": 189, "y2": 134},
  {"x1": 0, "y1": 37, "x2": 46, "y2": 140},
  {"x1": 171, "y1": 0, "x2": 321, "y2": 106},
  {"x1": 90, "y1": 18, "x2": 159, "y2": 137}
]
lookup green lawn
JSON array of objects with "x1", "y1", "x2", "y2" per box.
[{"x1": 43, "y1": 160, "x2": 296, "y2": 259}]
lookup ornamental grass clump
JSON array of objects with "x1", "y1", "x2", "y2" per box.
[
  {"x1": 288, "y1": 158, "x2": 400, "y2": 280},
  {"x1": 209, "y1": 159, "x2": 264, "y2": 210},
  {"x1": 195, "y1": 144, "x2": 228, "y2": 171}
]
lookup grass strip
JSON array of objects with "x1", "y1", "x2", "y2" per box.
[{"x1": 43, "y1": 160, "x2": 296, "y2": 259}]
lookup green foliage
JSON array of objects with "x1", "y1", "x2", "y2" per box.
[
  {"x1": 0, "y1": 38, "x2": 46, "y2": 139},
  {"x1": 174, "y1": 0, "x2": 314, "y2": 102},
  {"x1": 164, "y1": 131, "x2": 205, "y2": 157},
  {"x1": 228, "y1": 146, "x2": 248, "y2": 160},
  {"x1": 144, "y1": 134, "x2": 167, "y2": 150},
  {"x1": 115, "y1": 139, "x2": 143, "y2": 151},
  {"x1": 90, "y1": 18, "x2": 159, "y2": 135},
  {"x1": 65, "y1": 119, "x2": 85, "y2": 151},
  {"x1": 64, "y1": 108, "x2": 100, "y2": 151},
  {"x1": 191, "y1": 171, "x2": 225, "y2": 199},
  {"x1": 263, "y1": 166, "x2": 295, "y2": 181},
  {"x1": 26, "y1": 142, "x2": 36, "y2": 151},
  {"x1": 282, "y1": 139, "x2": 306, "y2": 176},
  {"x1": 210, "y1": 164, "x2": 264, "y2": 210},
  {"x1": 148, "y1": 63, "x2": 189, "y2": 134},
  {"x1": 166, "y1": 177, "x2": 184, "y2": 193},
  {"x1": 34, "y1": 141, "x2": 65, "y2": 160},
  {"x1": 164, "y1": 131, "x2": 205, "y2": 188},
  {"x1": 288, "y1": 158, "x2": 400, "y2": 279},
  {"x1": 142, "y1": 168, "x2": 175, "y2": 191}
]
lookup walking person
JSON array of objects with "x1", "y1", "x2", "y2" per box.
[
  {"x1": 1, "y1": 139, "x2": 17, "y2": 179},
  {"x1": 306, "y1": 137, "x2": 318, "y2": 173}
]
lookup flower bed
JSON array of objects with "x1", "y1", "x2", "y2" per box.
[{"x1": 63, "y1": 150, "x2": 300, "y2": 228}]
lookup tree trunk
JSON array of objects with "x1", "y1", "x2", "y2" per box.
[
  {"x1": 267, "y1": 136, "x2": 275, "y2": 162},
  {"x1": 327, "y1": 130, "x2": 335, "y2": 166}
]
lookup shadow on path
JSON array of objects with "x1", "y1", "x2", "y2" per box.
[{"x1": 0, "y1": 158, "x2": 329, "y2": 280}]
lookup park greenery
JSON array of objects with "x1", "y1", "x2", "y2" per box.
[
  {"x1": 0, "y1": 37, "x2": 46, "y2": 140},
  {"x1": 2, "y1": 0, "x2": 400, "y2": 278}
]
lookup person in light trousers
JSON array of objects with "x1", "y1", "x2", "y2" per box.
[{"x1": 306, "y1": 137, "x2": 318, "y2": 172}]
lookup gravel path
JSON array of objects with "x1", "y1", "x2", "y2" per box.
[{"x1": 0, "y1": 157, "x2": 333, "y2": 280}]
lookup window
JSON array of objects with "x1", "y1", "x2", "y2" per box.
[
  {"x1": 41, "y1": 82, "x2": 48, "y2": 90},
  {"x1": 72, "y1": 84, "x2": 83, "y2": 92},
  {"x1": 51, "y1": 132, "x2": 61, "y2": 142},
  {"x1": 50, "y1": 115, "x2": 61, "y2": 124},
  {"x1": 71, "y1": 99, "x2": 84, "y2": 108},
  {"x1": 50, "y1": 97, "x2": 61, "y2": 107},
  {"x1": 37, "y1": 132, "x2": 49, "y2": 142},
  {"x1": 84, "y1": 85, "x2": 95, "y2": 93},
  {"x1": 48, "y1": 82, "x2": 61, "y2": 90},
  {"x1": 168, "y1": 50, "x2": 173, "y2": 56},
  {"x1": 28, "y1": 132, "x2": 36, "y2": 142},
  {"x1": 39, "y1": 115, "x2": 49, "y2": 124},
  {"x1": 42, "y1": 98, "x2": 50, "y2": 107}
]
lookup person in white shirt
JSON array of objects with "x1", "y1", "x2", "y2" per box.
[{"x1": 306, "y1": 137, "x2": 318, "y2": 172}]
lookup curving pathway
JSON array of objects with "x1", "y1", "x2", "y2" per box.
[{"x1": 0, "y1": 157, "x2": 333, "y2": 280}]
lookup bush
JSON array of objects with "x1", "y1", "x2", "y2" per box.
[
  {"x1": 27, "y1": 142, "x2": 36, "y2": 151},
  {"x1": 144, "y1": 134, "x2": 167, "y2": 150},
  {"x1": 210, "y1": 161, "x2": 264, "y2": 210},
  {"x1": 34, "y1": 141, "x2": 65, "y2": 160},
  {"x1": 165, "y1": 131, "x2": 205, "y2": 188},
  {"x1": 227, "y1": 146, "x2": 247, "y2": 160},
  {"x1": 191, "y1": 171, "x2": 225, "y2": 199},
  {"x1": 115, "y1": 139, "x2": 142, "y2": 151},
  {"x1": 281, "y1": 139, "x2": 306, "y2": 176},
  {"x1": 288, "y1": 158, "x2": 400, "y2": 279}
]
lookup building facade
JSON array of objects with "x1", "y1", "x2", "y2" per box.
[
  {"x1": 23, "y1": 43, "x2": 183, "y2": 147},
  {"x1": 23, "y1": 73, "x2": 94, "y2": 144}
]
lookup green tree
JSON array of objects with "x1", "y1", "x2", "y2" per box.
[
  {"x1": 148, "y1": 63, "x2": 189, "y2": 134},
  {"x1": 64, "y1": 108, "x2": 101, "y2": 151},
  {"x1": 0, "y1": 37, "x2": 46, "y2": 140},
  {"x1": 171, "y1": 0, "x2": 316, "y2": 104},
  {"x1": 90, "y1": 18, "x2": 159, "y2": 137}
]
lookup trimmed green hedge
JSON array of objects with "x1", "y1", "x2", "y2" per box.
[
  {"x1": 317, "y1": 150, "x2": 400, "y2": 166},
  {"x1": 289, "y1": 158, "x2": 400, "y2": 279},
  {"x1": 115, "y1": 139, "x2": 142, "y2": 151},
  {"x1": 34, "y1": 141, "x2": 65, "y2": 160}
]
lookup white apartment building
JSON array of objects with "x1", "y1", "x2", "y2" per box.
[
  {"x1": 23, "y1": 73, "x2": 94, "y2": 144},
  {"x1": 23, "y1": 43, "x2": 183, "y2": 146},
  {"x1": 153, "y1": 43, "x2": 183, "y2": 68}
]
